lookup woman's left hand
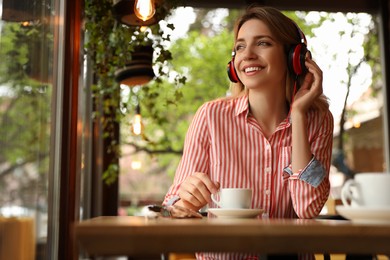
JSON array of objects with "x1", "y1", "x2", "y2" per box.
[{"x1": 292, "y1": 54, "x2": 323, "y2": 113}]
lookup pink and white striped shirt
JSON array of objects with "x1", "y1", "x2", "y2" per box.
[{"x1": 164, "y1": 94, "x2": 334, "y2": 259}]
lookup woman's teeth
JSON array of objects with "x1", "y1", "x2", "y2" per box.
[{"x1": 245, "y1": 67, "x2": 262, "y2": 73}]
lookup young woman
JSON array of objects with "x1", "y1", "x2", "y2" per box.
[{"x1": 164, "y1": 6, "x2": 333, "y2": 259}]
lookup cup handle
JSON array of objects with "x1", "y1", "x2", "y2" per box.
[
  {"x1": 211, "y1": 192, "x2": 221, "y2": 208},
  {"x1": 341, "y1": 179, "x2": 356, "y2": 207}
]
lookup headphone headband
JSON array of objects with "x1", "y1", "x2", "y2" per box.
[{"x1": 290, "y1": 19, "x2": 307, "y2": 45}]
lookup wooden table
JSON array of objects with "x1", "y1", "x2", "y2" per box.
[{"x1": 74, "y1": 216, "x2": 390, "y2": 258}]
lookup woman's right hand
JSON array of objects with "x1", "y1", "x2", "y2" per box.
[
  {"x1": 176, "y1": 172, "x2": 220, "y2": 211},
  {"x1": 292, "y1": 55, "x2": 323, "y2": 113}
]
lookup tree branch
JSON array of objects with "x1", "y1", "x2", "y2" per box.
[{"x1": 122, "y1": 142, "x2": 183, "y2": 156}]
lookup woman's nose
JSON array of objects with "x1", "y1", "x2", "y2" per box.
[{"x1": 242, "y1": 47, "x2": 257, "y2": 61}]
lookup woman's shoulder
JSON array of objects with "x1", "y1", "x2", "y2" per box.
[
  {"x1": 307, "y1": 108, "x2": 333, "y2": 120},
  {"x1": 307, "y1": 108, "x2": 334, "y2": 130},
  {"x1": 198, "y1": 95, "x2": 245, "y2": 114}
]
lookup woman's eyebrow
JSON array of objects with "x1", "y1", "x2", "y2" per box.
[{"x1": 235, "y1": 35, "x2": 274, "y2": 43}]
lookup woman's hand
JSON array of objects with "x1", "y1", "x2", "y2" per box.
[
  {"x1": 175, "y1": 172, "x2": 220, "y2": 211},
  {"x1": 292, "y1": 54, "x2": 323, "y2": 113}
]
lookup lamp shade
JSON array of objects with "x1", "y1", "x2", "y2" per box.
[
  {"x1": 115, "y1": 45, "x2": 155, "y2": 87},
  {"x1": 2, "y1": 0, "x2": 41, "y2": 22}
]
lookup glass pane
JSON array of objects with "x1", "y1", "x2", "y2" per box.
[{"x1": 0, "y1": 0, "x2": 58, "y2": 258}]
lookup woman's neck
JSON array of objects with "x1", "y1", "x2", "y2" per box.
[{"x1": 248, "y1": 89, "x2": 288, "y2": 137}]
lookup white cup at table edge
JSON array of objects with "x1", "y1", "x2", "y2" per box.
[
  {"x1": 341, "y1": 172, "x2": 390, "y2": 208},
  {"x1": 211, "y1": 188, "x2": 252, "y2": 209}
]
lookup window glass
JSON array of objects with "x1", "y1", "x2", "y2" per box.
[{"x1": 0, "y1": 0, "x2": 59, "y2": 258}]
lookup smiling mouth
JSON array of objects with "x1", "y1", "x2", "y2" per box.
[{"x1": 244, "y1": 67, "x2": 263, "y2": 73}]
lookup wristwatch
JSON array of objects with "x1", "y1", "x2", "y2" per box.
[
  {"x1": 166, "y1": 196, "x2": 181, "y2": 206},
  {"x1": 147, "y1": 205, "x2": 171, "y2": 217},
  {"x1": 147, "y1": 204, "x2": 203, "y2": 219}
]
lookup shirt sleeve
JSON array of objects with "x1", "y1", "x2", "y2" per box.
[
  {"x1": 283, "y1": 156, "x2": 326, "y2": 188},
  {"x1": 285, "y1": 109, "x2": 334, "y2": 219},
  {"x1": 163, "y1": 103, "x2": 210, "y2": 205}
]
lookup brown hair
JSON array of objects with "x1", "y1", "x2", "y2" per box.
[{"x1": 229, "y1": 6, "x2": 329, "y2": 111}]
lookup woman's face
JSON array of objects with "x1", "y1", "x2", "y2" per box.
[{"x1": 234, "y1": 19, "x2": 288, "y2": 90}]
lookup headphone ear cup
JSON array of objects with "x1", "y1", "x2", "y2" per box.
[
  {"x1": 227, "y1": 60, "x2": 239, "y2": 83},
  {"x1": 288, "y1": 43, "x2": 308, "y2": 76}
]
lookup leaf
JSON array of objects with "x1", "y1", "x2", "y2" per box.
[{"x1": 166, "y1": 23, "x2": 175, "y2": 31}]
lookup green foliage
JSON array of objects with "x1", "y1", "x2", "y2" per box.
[
  {"x1": 0, "y1": 20, "x2": 52, "y2": 206},
  {"x1": 123, "y1": 22, "x2": 234, "y2": 178},
  {"x1": 0, "y1": 22, "x2": 52, "y2": 167},
  {"x1": 288, "y1": 11, "x2": 315, "y2": 38},
  {"x1": 84, "y1": 0, "x2": 186, "y2": 183},
  {"x1": 362, "y1": 16, "x2": 382, "y2": 96},
  {"x1": 103, "y1": 163, "x2": 120, "y2": 185}
]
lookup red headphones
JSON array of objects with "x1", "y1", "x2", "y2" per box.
[{"x1": 227, "y1": 21, "x2": 308, "y2": 83}]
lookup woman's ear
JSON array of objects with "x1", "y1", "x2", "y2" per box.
[{"x1": 306, "y1": 50, "x2": 312, "y2": 60}]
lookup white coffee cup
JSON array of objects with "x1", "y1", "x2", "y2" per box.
[
  {"x1": 211, "y1": 188, "x2": 252, "y2": 209},
  {"x1": 341, "y1": 172, "x2": 390, "y2": 208}
]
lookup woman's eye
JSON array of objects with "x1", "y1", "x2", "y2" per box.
[
  {"x1": 257, "y1": 41, "x2": 270, "y2": 46},
  {"x1": 235, "y1": 45, "x2": 244, "y2": 51}
]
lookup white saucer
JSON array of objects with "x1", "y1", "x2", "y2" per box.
[
  {"x1": 336, "y1": 205, "x2": 390, "y2": 224},
  {"x1": 208, "y1": 208, "x2": 263, "y2": 219}
]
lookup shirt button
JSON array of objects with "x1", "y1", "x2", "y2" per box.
[
  {"x1": 265, "y1": 190, "x2": 271, "y2": 195},
  {"x1": 265, "y1": 167, "x2": 271, "y2": 173}
]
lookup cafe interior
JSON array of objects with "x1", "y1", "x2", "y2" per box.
[{"x1": 1, "y1": 0, "x2": 390, "y2": 259}]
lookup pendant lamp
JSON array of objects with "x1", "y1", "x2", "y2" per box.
[
  {"x1": 115, "y1": 44, "x2": 155, "y2": 87},
  {"x1": 113, "y1": 0, "x2": 166, "y2": 26},
  {"x1": 2, "y1": 0, "x2": 42, "y2": 22}
]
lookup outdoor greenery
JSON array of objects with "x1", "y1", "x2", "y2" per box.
[
  {"x1": 0, "y1": 20, "x2": 52, "y2": 208},
  {"x1": 84, "y1": 0, "x2": 186, "y2": 184}
]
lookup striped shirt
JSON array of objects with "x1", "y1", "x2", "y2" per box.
[{"x1": 164, "y1": 94, "x2": 334, "y2": 260}]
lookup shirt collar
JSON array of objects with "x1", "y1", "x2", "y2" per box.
[
  {"x1": 234, "y1": 94, "x2": 292, "y2": 128},
  {"x1": 235, "y1": 94, "x2": 250, "y2": 117}
]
